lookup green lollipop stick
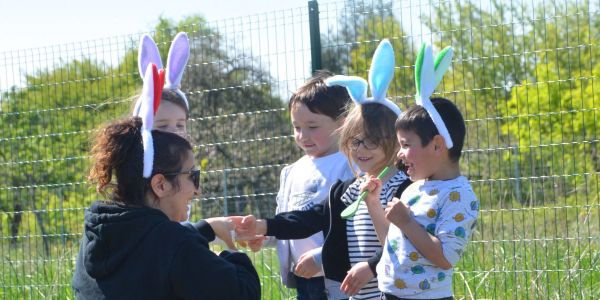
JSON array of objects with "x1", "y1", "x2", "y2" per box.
[{"x1": 341, "y1": 166, "x2": 391, "y2": 219}]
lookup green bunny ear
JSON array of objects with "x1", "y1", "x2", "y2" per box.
[
  {"x1": 433, "y1": 46, "x2": 453, "y2": 89},
  {"x1": 414, "y1": 43, "x2": 427, "y2": 97}
]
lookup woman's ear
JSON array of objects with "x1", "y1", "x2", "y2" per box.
[{"x1": 150, "y1": 174, "x2": 171, "y2": 198}]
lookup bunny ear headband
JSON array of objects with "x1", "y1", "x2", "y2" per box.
[
  {"x1": 134, "y1": 63, "x2": 163, "y2": 178},
  {"x1": 325, "y1": 39, "x2": 402, "y2": 116},
  {"x1": 133, "y1": 32, "x2": 190, "y2": 116},
  {"x1": 414, "y1": 43, "x2": 454, "y2": 149}
]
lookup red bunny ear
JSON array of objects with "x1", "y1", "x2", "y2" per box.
[{"x1": 151, "y1": 65, "x2": 165, "y2": 115}]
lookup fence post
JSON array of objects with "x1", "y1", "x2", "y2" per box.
[
  {"x1": 223, "y1": 169, "x2": 229, "y2": 216},
  {"x1": 308, "y1": 0, "x2": 322, "y2": 73}
]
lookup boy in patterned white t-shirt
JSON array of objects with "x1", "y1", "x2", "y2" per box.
[{"x1": 363, "y1": 97, "x2": 479, "y2": 300}]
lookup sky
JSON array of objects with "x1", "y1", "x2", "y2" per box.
[{"x1": 0, "y1": 0, "x2": 310, "y2": 53}]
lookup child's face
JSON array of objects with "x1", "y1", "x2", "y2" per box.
[
  {"x1": 291, "y1": 102, "x2": 341, "y2": 158},
  {"x1": 153, "y1": 101, "x2": 188, "y2": 137},
  {"x1": 396, "y1": 128, "x2": 437, "y2": 180},
  {"x1": 347, "y1": 135, "x2": 387, "y2": 176}
]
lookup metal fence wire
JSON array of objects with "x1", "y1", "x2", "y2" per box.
[{"x1": 1, "y1": 0, "x2": 599, "y2": 299}]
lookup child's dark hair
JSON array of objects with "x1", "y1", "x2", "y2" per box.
[
  {"x1": 89, "y1": 117, "x2": 193, "y2": 205},
  {"x1": 288, "y1": 70, "x2": 351, "y2": 120},
  {"x1": 339, "y1": 103, "x2": 399, "y2": 174},
  {"x1": 395, "y1": 97, "x2": 465, "y2": 162},
  {"x1": 161, "y1": 90, "x2": 190, "y2": 119}
]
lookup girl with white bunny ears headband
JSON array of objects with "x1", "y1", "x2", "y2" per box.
[
  {"x1": 133, "y1": 32, "x2": 190, "y2": 117},
  {"x1": 133, "y1": 32, "x2": 190, "y2": 177},
  {"x1": 324, "y1": 39, "x2": 402, "y2": 116},
  {"x1": 414, "y1": 43, "x2": 454, "y2": 149}
]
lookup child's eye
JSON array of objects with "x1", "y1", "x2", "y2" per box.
[
  {"x1": 157, "y1": 125, "x2": 168, "y2": 129},
  {"x1": 309, "y1": 126, "x2": 319, "y2": 129}
]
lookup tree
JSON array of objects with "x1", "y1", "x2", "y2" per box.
[
  {"x1": 425, "y1": 0, "x2": 530, "y2": 204},
  {"x1": 500, "y1": 1, "x2": 599, "y2": 204},
  {"x1": 0, "y1": 58, "x2": 136, "y2": 252}
]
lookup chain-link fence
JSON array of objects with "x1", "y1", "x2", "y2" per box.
[{"x1": 1, "y1": 0, "x2": 598, "y2": 299}]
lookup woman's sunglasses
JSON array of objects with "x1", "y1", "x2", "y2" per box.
[{"x1": 162, "y1": 168, "x2": 201, "y2": 190}]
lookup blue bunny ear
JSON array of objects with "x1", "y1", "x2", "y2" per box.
[
  {"x1": 138, "y1": 35, "x2": 163, "y2": 79},
  {"x1": 325, "y1": 75, "x2": 368, "y2": 104},
  {"x1": 433, "y1": 46, "x2": 453, "y2": 90},
  {"x1": 368, "y1": 39, "x2": 395, "y2": 101}
]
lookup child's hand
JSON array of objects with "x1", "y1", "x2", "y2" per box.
[
  {"x1": 359, "y1": 175, "x2": 383, "y2": 207},
  {"x1": 293, "y1": 252, "x2": 321, "y2": 278},
  {"x1": 385, "y1": 197, "x2": 412, "y2": 227},
  {"x1": 245, "y1": 236, "x2": 267, "y2": 252},
  {"x1": 234, "y1": 215, "x2": 258, "y2": 241},
  {"x1": 340, "y1": 261, "x2": 374, "y2": 296}
]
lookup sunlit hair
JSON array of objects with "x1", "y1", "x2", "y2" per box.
[
  {"x1": 161, "y1": 90, "x2": 190, "y2": 119},
  {"x1": 338, "y1": 103, "x2": 399, "y2": 175},
  {"x1": 289, "y1": 70, "x2": 351, "y2": 121},
  {"x1": 129, "y1": 89, "x2": 190, "y2": 119}
]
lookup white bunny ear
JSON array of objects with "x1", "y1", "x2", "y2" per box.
[
  {"x1": 138, "y1": 35, "x2": 163, "y2": 79},
  {"x1": 325, "y1": 75, "x2": 368, "y2": 104},
  {"x1": 368, "y1": 39, "x2": 395, "y2": 101},
  {"x1": 433, "y1": 46, "x2": 453, "y2": 89},
  {"x1": 164, "y1": 32, "x2": 190, "y2": 90},
  {"x1": 137, "y1": 63, "x2": 160, "y2": 178}
]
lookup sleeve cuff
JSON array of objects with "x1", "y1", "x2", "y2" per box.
[{"x1": 193, "y1": 220, "x2": 216, "y2": 242}]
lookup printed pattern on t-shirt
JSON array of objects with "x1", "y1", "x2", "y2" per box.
[{"x1": 379, "y1": 176, "x2": 479, "y2": 299}]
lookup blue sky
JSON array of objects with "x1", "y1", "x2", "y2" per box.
[{"x1": 0, "y1": 0, "x2": 309, "y2": 52}]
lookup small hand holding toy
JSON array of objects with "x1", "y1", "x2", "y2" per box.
[{"x1": 341, "y1": 166, "x2": 390, "y2": 219}]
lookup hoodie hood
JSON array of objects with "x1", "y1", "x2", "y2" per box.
[{"x1": 81, "y1": 201, "x2": 169, "y2": 279}]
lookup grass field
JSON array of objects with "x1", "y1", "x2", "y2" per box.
[{"x1": 1, "y1": 199, "x2": 598, "y2": 299}]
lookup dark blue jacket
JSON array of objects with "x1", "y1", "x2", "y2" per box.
[{"x1": 72, "y1": 201, "x2": 260, "y2": 300}]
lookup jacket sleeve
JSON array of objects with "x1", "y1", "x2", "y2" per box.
[
  {"x1": 266, "y1": 203, "x2": 326, "y2": 239},
  {"x1": 367, "y1": 248, "x2": 382, "y2": 275},
  {"x1": 170, "y1": 239, "x2": 260, "y2": 300},
  {"x1": 181, "y1": 220, "x2": 216, "y2": 242}
]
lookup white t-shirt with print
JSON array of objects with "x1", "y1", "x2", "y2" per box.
[{"x1": 377, "y1": 176, "x2": 479, "y2": 299}]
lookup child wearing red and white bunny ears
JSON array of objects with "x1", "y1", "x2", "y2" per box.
[{"x1": 134, "y1": 32, "x2": 195, "y2": 219}]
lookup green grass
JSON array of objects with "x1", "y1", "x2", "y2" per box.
[{"x1": 1, "y1": 199, "x2": 598, "y2": 299}]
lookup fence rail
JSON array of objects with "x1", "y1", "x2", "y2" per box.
[{"x1": 1, "y1": 0, "x2": 599, "y2": 299}]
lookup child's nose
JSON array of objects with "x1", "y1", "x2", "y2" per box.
[
  {"x1": 299, "y1": 129, "x2": 309, "y2": 140},
  {"x1": 396, "y1": 150, "x2": 405, "y2": 159}
]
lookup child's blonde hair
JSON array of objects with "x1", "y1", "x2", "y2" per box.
[{"x1": 338, "y1": 103, "x2": 399, "y2": 175}]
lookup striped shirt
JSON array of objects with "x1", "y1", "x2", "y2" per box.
[{"x1": 340, "y1": 171, "x2": 409, "y2": 300}]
